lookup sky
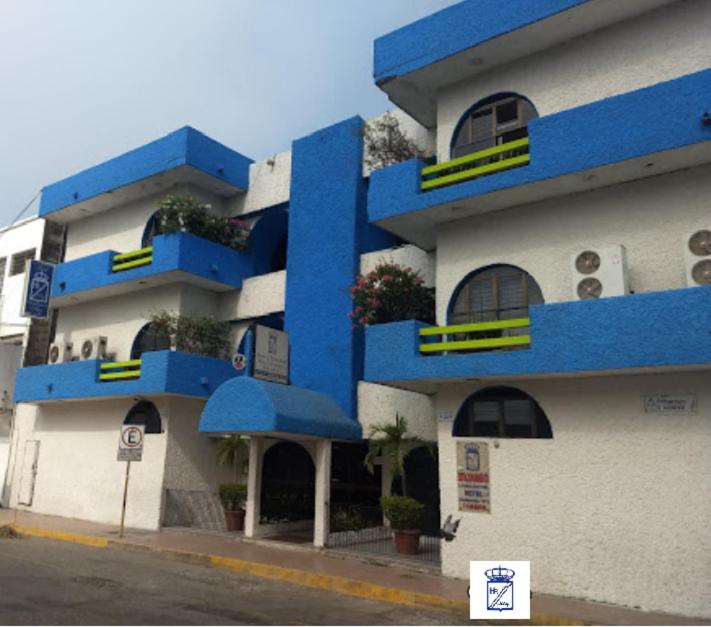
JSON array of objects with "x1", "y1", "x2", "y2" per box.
[{"x1": 0, "y1": 0, "x2": 458, "y2": 227}]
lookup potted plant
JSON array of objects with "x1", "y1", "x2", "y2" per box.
[
  {"x1": 218, "y1": 483, "x2": 247, "y2": 531},
  {"x1": 380, "y1": 495, "x2": 424, "y2": 555}
]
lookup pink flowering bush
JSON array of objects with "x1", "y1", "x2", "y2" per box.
[{"x1": 349, "y1": 262, "x2": 435, "y2": 327}]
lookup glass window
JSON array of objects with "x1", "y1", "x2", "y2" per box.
[
  {"x1": 9, "y1": 249, "x2": 36, "y2": 276},
  {"x1": 453, "y1": 387, "x2": 552, "y2": 438},
  {"x1": 131, "y1": 323, "x2": 172, "y2": 359},
  {"x1": 124, "y1": 401, "x2": 162, "y2": 434}
]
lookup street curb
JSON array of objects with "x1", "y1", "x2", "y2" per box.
[{"x1": 10, "y1": 524, "x2": 583, "y2": 624}]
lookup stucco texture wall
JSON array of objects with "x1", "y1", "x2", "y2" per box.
[
  {"x1": 360, "y1": 244, "x2": 435, "y2": 288},
  {"x1": 358, "y1": 382, "x2": 435, "y2": 441},
  {"x1": 8, "y1": 400, "x2": 168, "y2": 530},
  {"x1": 435, "y1": 371, "x2": 711, "y2": 618},
  {"x1": 435, "y1": 164, "x2": 711, "y2": 323},
  {"x1": 436, "y1": 0, "x2": 710, "y2": 160}
]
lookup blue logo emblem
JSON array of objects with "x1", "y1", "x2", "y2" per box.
[{"x1": 486, "y1": 566, "x2": 515, "y2": 612}]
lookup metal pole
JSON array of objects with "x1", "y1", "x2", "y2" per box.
[{"x1": 119, "y1": 460, "x2": 131, "y2": 538}]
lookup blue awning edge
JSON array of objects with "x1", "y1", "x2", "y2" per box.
[{"x1": 198, "y1": 377, "x2": 362, "y2": 440}]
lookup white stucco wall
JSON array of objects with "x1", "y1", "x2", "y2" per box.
[
  {"x1": 435, "y1": 164, "x2": 711, "y2": 323},
  {"x1": 360, "y1": 245, "x2": 435, "y2": 288},
  {"x1": 64, "y1": 185, "x2": 227, "y2": 261},
  {"x1": 230, "y1": 151, "x2": 291, "y2": 216},
  {"x1": 435, "y1": 370, "x2": 711, "y2": 618},
  {"x1": 358, "y1": 382, "x2": 436, "y2": 442},
  {"x1": 217, "y1": 271, "x2": 285, "y2": 321},
  {"x1": 8, "y1": 400, "x2": 168, "y2": 530},
  {"x1": 436, "y1": 0, "x2": 710, "y2": 160}
]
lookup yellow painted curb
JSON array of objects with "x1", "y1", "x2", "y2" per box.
[
  {"x1": 14, "y1": 525, "x2": 109, "y2": 549},
  {"x1": 11, "y1": 524, "x2": 584, "y2": 624},
  {"x1": 209, "y1": 554, "x2": 468, "y2": 614}
]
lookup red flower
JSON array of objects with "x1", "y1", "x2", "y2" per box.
[{"x1": 381, "y1": 274, "x2": 393, "y2": 282}]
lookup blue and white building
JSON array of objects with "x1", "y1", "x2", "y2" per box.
[{"x1": 7, "y1": 0, "x2": 711, "y2": 619}]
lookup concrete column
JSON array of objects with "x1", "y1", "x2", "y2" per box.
[
  {"x1": 244, "y1": 436, "x2": 263, "y2": 538},
  {"x1": 313, "y1": 439, "x2": 331, "y2": 548}
]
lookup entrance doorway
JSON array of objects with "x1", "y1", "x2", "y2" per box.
[{"x1": 259, "y1": 441, "x2": 315, "y2": 543}]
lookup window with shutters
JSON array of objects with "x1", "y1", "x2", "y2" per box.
[
  {"x1": 450, "y1": 265, "x2": 543, "y2": 324},
  {"x1": 130, "y1": 323, "x2": 172, "y2": 359},
  {"x1": 453, "y1": 386, "x2": 552, "y2": 438},
  {"x1": 451, "y1": 95, "x2": 538, "y2": 159},
  {"x1": 9, "y1": 249, "x2": 36, "y2": 276}
]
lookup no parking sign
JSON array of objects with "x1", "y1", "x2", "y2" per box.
[{"x1": 117, "y1": 425, "x2": 144, "y2": 462}]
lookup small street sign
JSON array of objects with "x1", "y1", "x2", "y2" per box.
[{"x1": 117, "y1": 425, "x2": 144, "y2": 462}]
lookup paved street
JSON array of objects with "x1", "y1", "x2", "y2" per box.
[{"x1": 0, "y1": 536, "x2": 467, "y2": 625}]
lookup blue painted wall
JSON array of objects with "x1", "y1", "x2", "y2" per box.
[
  {"x1": 199, "y1": 377, "x2": 361, "y2": 439},
  {"x1": 368, "y1": 68, "x2": 711, "y2": 224},
  {"x1": 285, "y1": 117, "x2": 366, "y2": 420},
  {"x1": 374, "y1": 0, "x2": 589, "y2": 84},
  {"x1": 51, "y1": 232, "x2": 254, "y2": 299},
  {"x1": 364, "y1": 287, "x2": 711, "y2": 383},
  {"x1": 40, "y1": 126, "x2": 253, "y2": 217},
  {"x1": 14, "y1": 350, "x2": 236, "y2": 403}
]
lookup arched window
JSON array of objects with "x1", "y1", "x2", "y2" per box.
[
  {"x1": 449, "y1": 265, "x2": 543, "y2": 325},
  {"x1": 124, "y1": 400, "x2": 162, "y2": 434},
  {"x1": 141, "y1": 211, "x2": 162, "y2": 248},
  {"x1": 452, "y1": 95, "x2": 538, "y2": 158},
  {"x1": 131, "y1": 323, "x2": 171, "y2": 360},
  {"x1": 453, "y1": 387, "x2": 552, "y2": 438}
]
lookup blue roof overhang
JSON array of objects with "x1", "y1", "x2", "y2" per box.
[
  {"x1": 39, "y1": 126, "x2": 253, "y2": 224},
  {"x1": 374, "y1": 0, "x2": 676, "y2": 127},
  {"x1": 199, "y1": 377, "x2": 362, "y2": 440}
]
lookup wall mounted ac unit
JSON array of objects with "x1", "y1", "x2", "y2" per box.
[
  {"x1": 685, "y1": 229, "x2": 711, "y2": 287},
  {"x1": 48, "y1": 341, "x2": 73, "y2": 364},
  {"x1": 571, "y1": 245, "x2": 629, "y2": 300},
  {"x1": 79, "y1": 336, "x2": 108, "y2": 360}
]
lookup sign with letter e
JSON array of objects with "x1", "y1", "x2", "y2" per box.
[
  {"x1": 118, "y1": 425, "x2": 144, "y2": 462},
  {"x1": 21, "y1": 260, "x2": 54, "y2": 319}
]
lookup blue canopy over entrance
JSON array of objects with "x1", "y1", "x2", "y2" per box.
[{"x1": 198, "y1": 377, "x2": 361, "y2": 440}]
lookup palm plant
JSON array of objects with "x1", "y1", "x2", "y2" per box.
[
  {"x1": 215, "y1": 435, "x2": 248, "y2": 482},
  {"x1": 364, "y1": 414, "x2": 432, "y2": 497}
]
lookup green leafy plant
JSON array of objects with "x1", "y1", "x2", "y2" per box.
[
  {"x1": 380, "y1": 495, "x2": 424, "y2": 531},
  {"x1": 0, "y1": 525, "x2": 21, "y2": 539},
  {"x1": 362, "y1": 112, "x2": 426, "y2": 171},
  {"x1": 349, "y1": 262, "x2": 435, "y2": 327},
  {"x1": 218, "y1": 483, "x2": 247, "y2": 512},
  {"x1": 147, "y1": 310, "x2": 231, "y2": 359},
  {"x1": 364, "y1": 414, "x2": 432, "y2": 497},
  {"x1": 215, "y1": 435, "x2": 248, "y2": 482},
  {"x1": 157, "y1": 193, "x2": 250, "y2": 251}
]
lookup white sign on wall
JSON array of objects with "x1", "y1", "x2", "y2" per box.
[
  {"x1": 117, "y1": 425, "x2": 144, "y2": 462},
  {"x1": 253, "y1": 325, "x2": 289, "y2": 385},
  {"x1": 643, "y1": 394, "x2": 697, "y2": 415}
]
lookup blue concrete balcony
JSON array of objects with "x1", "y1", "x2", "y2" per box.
[
  {"x1": 51, "y1": 232, "x2": 252, "y2": 306},
  {"x1": 368, "y1": 69, "x2": 711, "y2": 248},
  {"x1": 13, "y1": 350, "x2": 236, "y2": 403},
  {"x1": 364, "y1": 287, "x2": 711, "y2": 390}
]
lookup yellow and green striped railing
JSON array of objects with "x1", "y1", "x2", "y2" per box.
[
  {"x1": 98, "y1": 359, "x2": 142, "y2": 381},
  {"x1": 419, "y1": 318, "x2": 531, "y2": 353},
  {"x1": 420, "y1": 137, "x2": 530, "y2": 191},
  {"x1": 112, "y1": 246, "x2": 153, "y2": 273}
]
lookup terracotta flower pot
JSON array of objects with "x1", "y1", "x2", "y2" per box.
[
  {"x1": 393, "y1": 529, "x2": 420, "y2": 555},
  {"x1": 224, "y1": 509, "x2": 245, "y2": 532}
]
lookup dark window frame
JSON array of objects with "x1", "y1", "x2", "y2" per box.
[
  {"x1": 452, "y1": 95, "x2": 538, "y2": 159},
  {"x1": 130, "y1": 323, "x2": 172, "y2": 360},
  {"x1": 453, "y1": 386, "x2": 552, "y2": 439},
  {"x1": 0, "y1": 257, "x2": 6, "y2": 294},
  {"x1": 123, "y1": 400, "x2": 162, "y2": 434},
  {"x1": 9, "y1": 249, "x2": 37, "y2": 276}
]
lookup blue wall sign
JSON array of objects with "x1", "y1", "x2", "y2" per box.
[{"x1": 22, "y1": 260, "x2": 54, "y2": 319}]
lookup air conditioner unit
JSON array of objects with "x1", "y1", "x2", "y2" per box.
[
  {"x1": 571, "y1": 245, "x2": 629, "y2": 300},
  {"x1": 79, "y1": 336, "x2": 108, "y2": 360},
  {"x1": 48, "y1": 341, "x2": 73, "y2": 364},
  {"x1": 685, "y1": 229, "x2": 711, "y2": 287}
]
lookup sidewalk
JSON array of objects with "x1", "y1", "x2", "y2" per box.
[{"x1": 0, "y1": 509, "x2": 707, "y2": 626}]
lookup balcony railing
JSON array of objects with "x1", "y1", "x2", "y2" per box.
[
  {"x1": 421, "y1": 138, "x2": 530, "y2": 191},
  {"x1": 419, "y1": 318, "x2": 531, "y2": 353},
  {"x1": 112, "y1": 246, "x2": 153, "y2": 273},
  {"x1": 98, "y1": 358, "x2": 142, "y2": 381}
]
